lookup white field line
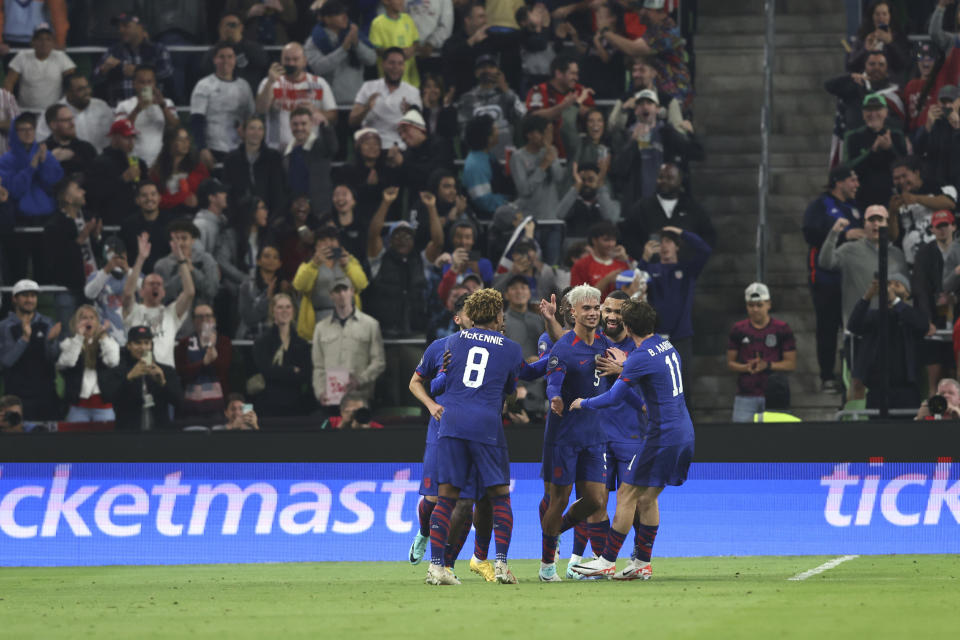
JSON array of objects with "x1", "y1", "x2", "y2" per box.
[{"x1": 787, "y1": 555, "x2": 859, "y2": 581}]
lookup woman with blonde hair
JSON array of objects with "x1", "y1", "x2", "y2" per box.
[
  {"x1": 251, "y1": 293, "x2": 313, "y2": 416},
  {"x1": 57, "y1": 305, "x2": 120, "y2": 422}
]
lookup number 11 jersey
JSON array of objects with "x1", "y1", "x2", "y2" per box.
[
  {"x1": 619, "y1": 335, "x2": 694, "y2": 446},
  {"x1": 437, "y1": 328, "x2": 524, "y2": 447}
]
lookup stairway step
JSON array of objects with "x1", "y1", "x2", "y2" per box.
[
  {"x1": 702, "y1": 133, "x2": 833, "y2": 154},
  {"x1": 696, "y1": 72, "x2": 829, "y2": 94},
  {"x1": 698, "y1": 14, "x2": 847, "y2": 35},
  {"x1": 699, "y1": 0, "x2": 848, "y2": 17},
  {"x1": 696, "y1": 32, "x2": 847, "y2": 50},
  {"x1": 696, "y1": 48, "x2": 843, "y2": 77}
]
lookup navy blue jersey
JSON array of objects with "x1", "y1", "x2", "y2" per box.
[
  {"x1": 544, "y1": 331, "x2": 615, "y2": 446},
  {"x1": 598, "y1": 335, "x2": 646, "y2": 443},
  {"x1": 437, "y1": 328, "x2": 524, "y2": 446},
  {"x1": 414, "y1": 336, "x2": 451, "y2": 444},
  {"x1": 537, "y1": 331, "x2": 554, "y2": 357}
]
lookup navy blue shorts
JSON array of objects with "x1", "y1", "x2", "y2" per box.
[
  {"x1": 436, "y1": 436, "x2": 510, "y2": 492},
  {"x1": 419, "y1": 442, "x2": 439, "y2": 497},
  {"x1": 623, "y1": 440, "x2": 694, "y2": 488},
  {"x1": 542, "y1": 442, "x2": 607, "y2": 487},
  {"x1": 606, "y1": 440, "x2": 642, "y2": 491}
]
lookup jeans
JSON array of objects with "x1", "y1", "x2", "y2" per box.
[
  {"x1": 732, "y1": 395, "x2": 765, "y2": 423},
  {"x1": 65, "y1": 405, "x2": 115, "y2": 423}
]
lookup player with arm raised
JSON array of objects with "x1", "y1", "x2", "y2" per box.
[
  {"x1": 422, "y1": 288, "x2": 524, "y2": 585},
  {"x1": 570, "y1": 299, "x2": 695, "y2": 580}
]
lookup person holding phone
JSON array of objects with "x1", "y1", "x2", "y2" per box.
[
  {"x1": 175, "y1": 305, "x2": 233, "y2": 421},
  {"x1": 216, "y1": 393, "x2": 260, "y2": 431}
]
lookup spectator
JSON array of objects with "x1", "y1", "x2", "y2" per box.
[
  {"x1": 503, "y1": 272, "x2": 545, "y2": 414},
  {"x1": 0, "y1": 112, "x2": 63, "y2": 219},
  {"x1": 575, "y1": 108, "x2": 612, "y2": 169},
  {"x1": 580, "y1": 1, "x2": 631, "y2": 99},
  {"x1": 87, "y1": 118, "x2": 148, "y2": 225},
  {"x1": 283, "y1": 106, "x2": 339, "y2": 218},
  {"x1": 3, "y1": 23, "x2": 75, "y2": 114},
  {"x1": 350, "y1": 48, "x2": 422, "y2": 150},
  {"x1": 848, "y1": 275, "x2": 927, "y2": 411},
  {"x1": 85, "y1": 235, "x2": 139, "y2": 347},
  {"x1": 825, "y1": 50, "x2": 903, "y2": 137},
  {"x1": 616, "y1": 269, "x2": 651, "y2": 302},
  {"x1": 847, "y1": 1, "x2": 909, "y2": 81},
  {"x1": 330, "y1": 185, "x2": 370, "y2": 260},
  {"x1": 43, "y1": 176, "x2": 102, "y2": 325},
  {"x1": 419, "y1": 72, "x2": 459, "y2": 160},
  {"x1": 119, "y1": 181, "x2": 169, "y2": 273},
  {"x1": 0, "y1": 279, "x2": 62, "y2": 420},
  {"x1": 222, "y1": 115, "x2": 286, "y2": 217},
  {"x1": 560, "y1": 161, "x2": 619, "y2": 242},
  {"x1": 0, "y1": 1, "x2": 67, "y2": 51},
  {"x1": 428, "y1": 283, "x2": 470, "y2": 339},
  {"x1": 462, "y1": 113, "x2": 511, "y2": 217},
  {"x1": 151, "y1": 126, "x2": 211, "y2": 216},
  {"x1": 569, "y1": 221, "x2": 630, "y2": 297},
  {"x1": 93, "y1": 14, "x2": 173, "y2": 106},
  {"x1": 389, "y1": 107, "x2": 454, "y2": 198},
  {"x1": 491, "y1": 237, "x2": 558, "y2": 302},
  {"x1": 624, "y1": 1, "x2": 693, "y2": 107},
  {"x1": 610, "y1": 89, "x2": 702, "y2": 210},
  {"x1": 802, "y1": 165, "x2": 863, "y2": 393},
  {"x1": 408, "y1": 0, "x2": 453, "y2": 54},
  {"x1": 916, "y1": 378, "x2": 960, "y2": 420},
  {"x1": 237, "y1": 245, "x2": 290, "y2": 340},
  {"x1": 174, "y1": 304, "x2": 232, "y2": 420},
  {"x1": 322, "y1": 392, "x2": 384, "y2": 429},
  {"x1": 444, "y1": 220, "x2": 493, "y2": 283},
  {"x1": 41, "y1": 104, "x2": 98, "y2": 182},
  {"x1": 889, "y1": 156, "x2": 957, "y2": 265},
  {"x1": 726, "y1": 283, "x2": 798, "y2": 423},
  {"x1": 56, "y1": 305, "x2": 119, "y2": 423},
  {"x1": 255, "y1": 42, "x2": 337, "y2": 151},
  {"x1": 121, "y1": 232, "x2": 195, "y2": 367},
  {"x1": 0, "y1": 395, "x2": 24, "y2": 434},
  {"x1": 311, "y1": 278, "x2": 386, "y2": 408},
  {"x1": 515, "y1": 2, "x2": 558, "y2": 93},
  {"x1": 190, "y1": 41, "x2": 255, "y2": 160},
  {"x1": 100, "y1": 325, "x2": 183, "y2": 430},
  {"x1": 844, "y1": 94, "x2": 908, "y2": 213},
  {"x1": 914, "y1": 210, "x2": 956, "y2": 386},
  {"x1": 902, "y1": 41, "x2": 938, "y2": 135},
  {"x1": 636, "y1": 226, "x2": 712, "y2": 376},
  {"x1": 368, "y1": 0, "x2": 421, "y2": 87},
  {"x1": 199, "y1": 13, "x2": 269, "y2": 92},
  {"x1": 442, "y1": 2, "x2": 494, "y2": 97},
  {"x1": 607, "y1": 56, "x2": 684, "y2": 141},
  {"x1": 251, "y1": 292, "x2": 313, "y2": 417},
  {"x1": 364, "y1": 186, "x2": 440, "y2": 337},
  {"x1": 424, "y1": 168, "x2": 478, "y2": 237},
  {"x1": 114, "y1": 64, "x2": 180, "y2": 167},
  {"x1": 305, "y1": 0, "x2": 377, "y2": 104},
  {"x1": 0, "y1": 85, "x2": 19, "y2": 155},
  {"x1": 333, "y1": 128, "x2": 402, "y2": 220},
  {"x1": 153, "y1": 219, "x2": 220, "y2": 307},
  {"x1": 913, "y1": 84, "x2": 960, "y2": 188},
  {"x1": 226, "y1": 0, "x2": 297, "y2": 46},
  {"x1": 193, "y1": 178, "x2": 229, "y2": 255},
  {"x1": 35, "y1": 75, "x2": 113, "y2": 153},
  {"x1": 457, "y1": 54, "x2": 526, "y2": 161},
  {"x1": 274, "y1": 195, "x2": 319, "y2": 282},
  {"x1": 215, "y1": 392, "x2": 260, "y2": 430},
  {"x1": 620, "y1": 162, "x2": 715, "y2": 261},
  {"x1": 525, "y1": 54, "x2": 595, "y2": 158}
]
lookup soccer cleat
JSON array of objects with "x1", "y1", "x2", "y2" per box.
[
  {"x1": 495, "y1": 560, "x2": 519, "y2": 584},
  {"x1": 613, "y1": 559, "x2": 652, "y2": 581},
  {"x1": 425, "y1": 563, "x2": 461, "y2": 585},
  {"x1": 571, "y1": 556, "x2": 616, "y2": 578},
  {"x1": 470, "y1": 555, "x2": 496, "y2": 582},
  {"x1": 538, "y1": 562, "x2": 562, "y2": 582},
  {"x1": 566, "y1": 559, "x2": 601, "y2": 580},
  {"x1": 408, "y1": 532, "x2": 428, "y2": 565}
]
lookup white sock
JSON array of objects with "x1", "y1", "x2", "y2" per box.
[{"x1": 569, "y1": 554, "x2": 582, "y2": 565}]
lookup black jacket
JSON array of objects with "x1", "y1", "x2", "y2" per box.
[
  {"x1": 399, "y1": 135, "x2": 455, "y2": 198},
  {"x1": 843, "y1": 125, "x2": 907, "y2": 210},
  {"x1": 119, "y1": 210, "x2": 173, "y2": 275},
  {"x1": 281, "y1": 124, "x2": 338, "y2": 218},
  {"x1": 99, "y1": 350, "x2": 183, "y2": 431},
  {"x1": 620, "y1": 193, "x2": 716, "y2": 262},
  {"x1": 847, "y1": 296, "x2": 927, "y2": 387},
  {"x1": 222, "y1": 143, "x2": 287, "y2": 219},
  {"x1": 43, "y1": 209, "x2": 102, "y2": 295},
  {"x1": 251, "y1": 326, "x2": 313, "y2": 418},
  {"x1": 911, "y1": 240, "x2": 947, "y2": 328},
  {"x1": 87, "y1": 147, "x2": 149, "y2": 226},
  {"x1": 363, "y1": 249, "x2": 428, "y2": 337}
]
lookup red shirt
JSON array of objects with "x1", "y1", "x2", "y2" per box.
[
  {"x1": 727, "y1": 317, "x2": 796, "y2": 397},
  {"x1": 327, "y1": 416, "x2": 384, "y2": 430},
  {"x1": 569, "y1": 254, "x2": 629, "y2": 297},
  {"x1": 525, "y1": 81, "x2": 595, "y2": 158}
]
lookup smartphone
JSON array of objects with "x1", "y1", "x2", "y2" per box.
[
  {"x1": 649, "y1": 232, "x2": 661, "y2": 243},
  {"x1": 142, "y1": 351, "x2": 153, "y2": 366},
  {"x1": 242, "y1": 403, "x2": 254, "y2": 414},
  {"x1": 330, "y1": 247, "x2": 343, "y2": 260},
  {"x1": 877, "y1": 23, "x2": 890, "y2": 32},
  {"x1": 140, "y1": 86, "x2": 153, "y2": 103}
]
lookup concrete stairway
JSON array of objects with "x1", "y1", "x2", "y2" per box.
[{"x1": 687, "y1": 0, "x2": 846, "y2": 421}]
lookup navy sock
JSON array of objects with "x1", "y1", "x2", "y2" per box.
[
  {"x1": 429, "y1": 496, "x2": 455, "y2": 566},
  {"x1": 417, "y1": 498, "x2": 435, "y2": 538},
  {"x1": 602, "y1": 526, "x2": 629, "y2": 563},
  {"x1": 589, "y1": 518, "x2": 610, "y2": 557},
  {"x1": 635, "y1": 524, "x2": 658, "y2": 562},
  {"x1": 445, "y1": 513, "x2": 473, "y2": 568},
  {"x1": 572, "y1": 521, "x2": 588, "y2": 557},
  {"x1": 492, "y1": 494, "x2": 513, "y2": 563}
]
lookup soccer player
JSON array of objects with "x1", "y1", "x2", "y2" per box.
[
  {"x1": 570, "y1": 299, "x2": 695, "y2": 580},
  {"x1": 408, "y1": 295, "x2": 497, "y2": 582},
  {"x1": 538, "y1": 284, "x2": 617, "y2": 582},
  {"x1": 421, "y1": 288, "x2": 524, "y2": 585}
]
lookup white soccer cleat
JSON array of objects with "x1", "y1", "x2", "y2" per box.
[
  {"x1": 425, "y1": 563, "x2": 461, "y2": 585},
  {"x1": 571, "y1": 556, "x2": 616, "y2": 578},
  {"x1": 495, "y1": 560, "x2": 519, "y2": 584},
  {"x1": 613, "y1": 559, "x2": 652, "y2": 581},
  {"x1": 538, "y1": 562, "x2": 562, "y2": 582}
]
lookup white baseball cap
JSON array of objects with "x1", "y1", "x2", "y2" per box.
[
  {"x1": 745, "y1": 282, "x2": 770, "y2": 302},
  {"x1": 12, "y1": 279, "x2": 40, "y2": 296}
]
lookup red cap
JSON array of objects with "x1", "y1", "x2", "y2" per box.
[
  {"x1": 932, "y1": 210, "x2": 955, "y2": 226},
  {"x1": 108, "y1": 119, "x2": 139, "y2": 138}
]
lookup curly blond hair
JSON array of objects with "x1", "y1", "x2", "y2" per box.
[{"x1": 463, "y1": 288, "x2": 502, "y2": 326}]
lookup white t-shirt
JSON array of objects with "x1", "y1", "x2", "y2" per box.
[
  {"x1": 190, "y1": 74, "x2": 255, "y2": 153},
  {"x1": 9, "y1": 49, "x2": 75, "y2": 112},
  {"x1": 257, "y1": 72, "x2": 336, "y2": 150},
  {"x1": 124, "y1": 301, "x2": 187, "y2": 368},
  {"x1": 38, "y1": 97, "x2": 118, "y2": 152},
  {"x1": 115, "y1": 96, "x2": 176, "y2": 167},
  {"x1": 353, "y1": 79, "x2": 422, "y2": 150}
]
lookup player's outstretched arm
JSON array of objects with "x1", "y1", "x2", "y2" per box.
[
  {"x1": 519, "y1": 353, "x2": 550, "y2": 381},
  {"x1": 574, "y1": 378, "x2": 630, "y2": 411}
]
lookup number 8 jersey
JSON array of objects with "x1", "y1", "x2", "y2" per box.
[
  {"x1": 437, "y1": 328, "x2": 525, "y2": 446},
  {"x1": 619, "y1": 335, "x2": 694, "y2": 446}
]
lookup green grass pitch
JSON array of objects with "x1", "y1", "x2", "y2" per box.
[{"x1": 2, "y1": 555, "x2": 957, "y2": 638}]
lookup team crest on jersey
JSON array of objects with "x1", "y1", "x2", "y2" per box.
[
  {"x1": 741, "y1": 336, "x2": 750, "y2": 344},
  {"x1": 765, "y1": 333, "x2": 778, "y2": 348},
  {"x1": 548, "y1": 355, "x2": 559, "y2": 370},
  {"x1": 674, "y1": 270, "x2": 683, "y2": 279}
]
